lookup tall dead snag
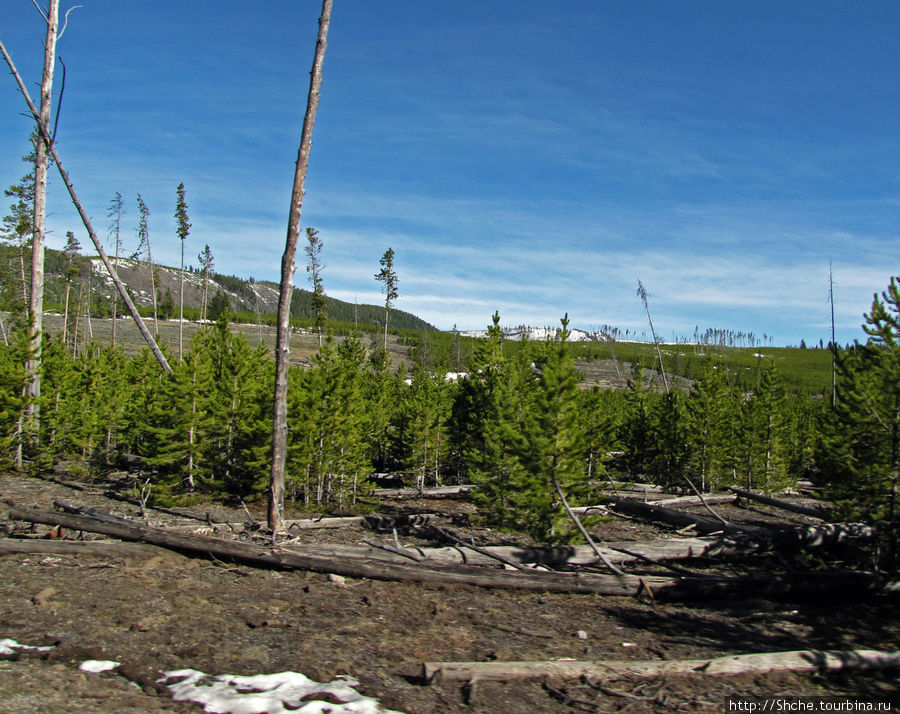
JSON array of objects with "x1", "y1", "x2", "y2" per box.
[
  {"x1": 636, "y1": 279, "x2": 669, "y2": 392},
  {"x1": 0, "y1": 42, "x2": 171, "y2": 373},
  {"x1": 268, "y1": 0, "x2": 333, "y2": 533},
  {"x1": 26, "y1": 0, "x2": 60, "y2": 429}
]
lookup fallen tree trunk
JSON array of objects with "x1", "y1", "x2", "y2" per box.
[
  {"x1": 604, "y1": 497, "x2": 751, "y2": 536},
  {"x1": 0, "y1": 538, "x2": 160, "y2": 558},
  {"x1": 369, "y1": 485, "x2": 476, "y2": 498},
  {"x1": 6, "y1": 506, "x2": 886, "y2": 600},
  {"x1": 657, "y1": 494, "x2": 737, "y2": 508},
  {"x1": 729, "y1": 487, "x2": 831, "y2": 520},
  {"x1": 769, "y1": 521, "x2": 873, "y2": 547},
  {"x1": 576, "y1": 494, "x2": 737, "y2": 510},
  {"x1": 279, "y1": 532, "x2": 801, "y2": 567},
  {"x1": 4, "y1": 505, "x2": 661, "y2": 595},
  {"x1": 165, "y1": 512, "x2": 440, "y2": 533},
  {"x1": 423, "y1": 648, "x2": 900, "y2": 684}
]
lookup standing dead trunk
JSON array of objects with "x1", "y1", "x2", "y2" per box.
[
  {"x1": 26, "y1": 0, "x2": 60, "y2": 431},
  {"x1": 268, "y1": 0, "x2": 333, "y2": 533}
]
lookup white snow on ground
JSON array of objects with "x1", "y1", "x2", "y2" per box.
[
  {"x1": 2, "y1": 637, "x2": 402, "y2": 713},
  {"x1": 0, "y1": 639, "x2": 55, "y2": 657},
  {"x1": 160, "y1": 669, "x2": 404, "y2": 714},
  {"x1": 79, "y1": 660, "x2": 121, "y2": 673}
]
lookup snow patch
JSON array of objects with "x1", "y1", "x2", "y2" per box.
[
  {"x1": 160, "y1": 669, "x2": 404, "y2": 714},
  {"x1": 79, "y1": 659, "x2": 121, "y2": 673},
  {"x1": 0, "y1": 638, "x2": 54, "y2": 657},
  {"x1": 2, "y1": 636, "x2": 399, "y2": 712}
]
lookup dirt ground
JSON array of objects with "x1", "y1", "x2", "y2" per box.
[{"x1": 1, "y1": 471, "x2": 898, "y2": 713}]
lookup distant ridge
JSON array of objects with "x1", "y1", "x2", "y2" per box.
[{"x1": 18, "y1": 246, "x2": 435, "y2": 332}]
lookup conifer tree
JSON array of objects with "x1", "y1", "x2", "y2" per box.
[
  {"x1": 460, "y1": 313, "x2": 535, "y2": 532},
  {"x1": 364, "y1": 346, "x2": 402, "y2": 472},
  {"x1": 512, "y1": 315, "x2": 587, "y2": 541},
  {"x1": 144, "y1": 333, "x2": 216, "y2": 492},
  {"x1": 578, "y1": 386, "x2": 621, "y2": 496},
  {"x1": 684, "y1": 361, "x2": 740, "y2": 491},
  {"x1": 0, "y1": 324, "x2": 33, "y2": 470},
  {"x1": 404, "y1": 365, "x2": 452, "y2": 492},
  {"x1": 198, "y1": 244, "x2": 214, "y2": 322},
  {"x1": 106, "y1": 192, "x2": 124, "y2": 346},
  {"x1": 1, "y1": 154, "x2": 36, "y2": 319},
  {"x1": 175, "y1": 183, "x2": 190, "y2": 360},
  {"x1": 61, "y1": 230, "x2": 80, "y2": 348},
  {"x1": 133, "y1": 194, "x2": 158, "y2": 336},
  {"x1": 287, "y1": 333, "x2": 370, "y2": 508},
  {"x1": 619, "y1": 374, "x2": 656, "y2": 482},
  {"x1": 375, "y1": 247, "x2": 398, "y2": 351},
  {"x1": 648, "y1": 390, "x2": 689, "y2": 491},
  {"x1": 818, "y1": 275, "x2": 900, "y2": 568},
  {"x1": 740, "y1": 361, "x2": 791, "y2": 493},
  {"x1": 205, "y1": 316, "x2": 272, "y2": 496},
  {"x1": 305, "y1": 226, "x2": 327, "y2": 346}
]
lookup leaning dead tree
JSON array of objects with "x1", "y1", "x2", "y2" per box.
[
  {"x1": 268, "y1": 0, "x2": 333, "y2": 532},
  {"x1": 636, "y1": 279, "x2": 670, "y2": 393},
  {"x1": 0, "y1": 41, "x2": 171, "y2": 373}
]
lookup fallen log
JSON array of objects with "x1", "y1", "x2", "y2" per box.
[
  {"x1": 423, "y1": 648, "x2": 900, "y2": 684},
  {"x1": 4, "y1": 504, "x2": 662, "y2": 595},
  {"x1": 281, "y1": 537, "x2": 751, "y2": 567},
  {"x1": 283, "y1": 523, "x2": 876, "y2": 567},
  {"x1": 369, "y1": 485, "x2": 476, "y2": 498},
  {"x1": 164, "y1": 512, "x2": 440, "y2": 534},
  {"x1": 0, "y1": 538, "x2": 160, "y2": 558},
  {"x1": 770, "y1": 521, "x2": 873, "y2": 547},
  {"x1": 604, "y1": 497, "x2": 751, "y2": 536},
  {"x1": 656, "y1": 494, "x2": 737, "y2": 508},
  {"x1": 6, "y1": 506, "x2": 886, "y2": 600},
  {"x1": 729, "y1": 487, "x2": 831, "y2": 520},
  {"x1": 575, "y1": 494, "x2": 737, "y2": 511}
]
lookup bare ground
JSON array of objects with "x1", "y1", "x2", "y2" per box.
[{"x1": 1, "y1": 471, "x2": 898, "y2": 713}]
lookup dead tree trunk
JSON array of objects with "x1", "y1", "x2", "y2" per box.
[
  {"x1": 606, "y1": 497, "x2": 751, "y2": 536},
  {"x1": 7, "y1": 505, "x2": 887, "y2": 599},
  {"x1": 268, "y1": 0, "x2": 333, "y2": 532},
  {"x1": 424, "y1": 649, "x2": 900, "y2": 684},
  {"x1": 26, "y1": 0, "x2": 60, "y2": 430},
  {"x1": 729, "y1": 487, "x2": 830, "y2": 520}
]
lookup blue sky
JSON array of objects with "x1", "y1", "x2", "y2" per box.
[{"x1": 2, "y1": 1, "x2": 898, "y2": 345}]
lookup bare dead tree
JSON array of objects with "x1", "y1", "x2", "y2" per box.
[
  {"x1": 636, "y1": 279, "x2": 670, "y2": 393},
  {"x1": 268, "y1": 0, "x2": 333, "y2": 533},
  {"x1": 26, "y1": 0, "x2": 59, "y2": 430},
  {"x1": 829, "y1": 261, "x2": 837, "y2": 406},
  {"x1": 0, "y1": 41, "x2": 172, "y2": 373}
]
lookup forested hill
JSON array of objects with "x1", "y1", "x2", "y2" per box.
[{"x1": 19, "y1": 246, "x2": 435, "y2": 332}]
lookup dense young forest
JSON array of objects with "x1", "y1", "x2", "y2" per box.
[{"x1": 1, "y1": 275, "x2": 897, "y2": 568}]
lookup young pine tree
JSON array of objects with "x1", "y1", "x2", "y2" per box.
[
  {"x1": 818, "y1": 276, "x2": 900, "y2": 569},
  {"x1": 512, "y1": 315, "x2": 588, "y2": 542}
]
